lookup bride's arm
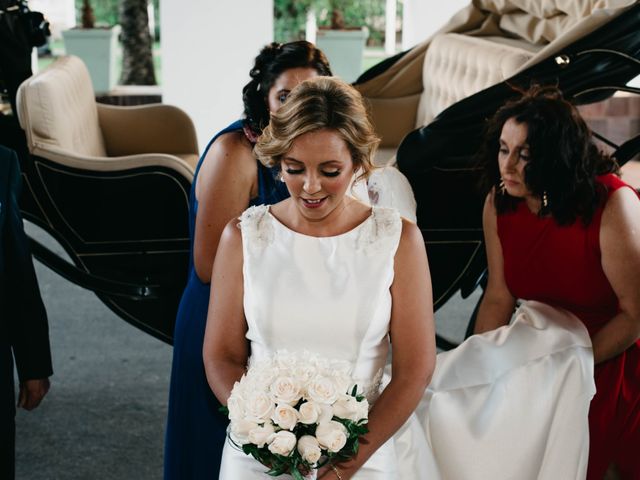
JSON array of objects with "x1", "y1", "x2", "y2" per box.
[
  {"x1": 321, "y1": 218, "x2": 436, "y2": 479},
  {"x1": 203, "y1": 219, "x2": 249, "y2": 404}
]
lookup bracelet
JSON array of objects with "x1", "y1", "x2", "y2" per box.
[{"x1": 330, "y1": 464, "x2": 343, "y2": 480}]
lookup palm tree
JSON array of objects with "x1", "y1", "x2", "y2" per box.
[{"x1": 119, "y1": 0, "x2": 156, "y2": 85}]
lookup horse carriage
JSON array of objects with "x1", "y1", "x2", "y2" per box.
[{"x1": 5, "y1": 0, "x2": 640, "y2": 349}]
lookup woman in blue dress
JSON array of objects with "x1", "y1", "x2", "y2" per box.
[{"x1": 164, "y1": 41, "x2": 332, "y2": 480}]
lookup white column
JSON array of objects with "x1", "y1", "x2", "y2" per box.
[
  {"x1": 385, "y1": 0, "x2": 396, "y2": 55},
  {"x1": 29, "y1": 0, "x2": 76, "y2": 38},
  {"x1": 160, "y1": 0, "x2": 273, "y2": 151},
  {"x1": 305, "y1": 9, "x2": 317, "y2": 45},
  {"x1": 402, "y1": 0, "x2": 468, "y2": 50},
  {"x1": 147, "y1": 2, "x2": 156, "y2": 38}
]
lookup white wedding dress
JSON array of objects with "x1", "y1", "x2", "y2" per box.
[
  {"x1": 219, "y1": 204, "x2": 402, "y2": 479},
  {"x1": 218, "y1": 204, "x2": 596, "y2": 480}
]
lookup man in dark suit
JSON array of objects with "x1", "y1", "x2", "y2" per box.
[
  {"x1": 0, "y1": 0, "x2": 34, "y2": 114},
  {"x1": 0, "y1": 145, "x2": 52, "y2": 479}
]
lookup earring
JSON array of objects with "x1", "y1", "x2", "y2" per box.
[
  {"x1": 542, "y1": 191, "x2": 549, "y2": 208},
  {"x1": 499, "y1": 178, "x2": 506, "y2": 194}
]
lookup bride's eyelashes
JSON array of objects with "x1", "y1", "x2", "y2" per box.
[{"x1": 284, "y1": 168, "x2": 342, "y2": 177}]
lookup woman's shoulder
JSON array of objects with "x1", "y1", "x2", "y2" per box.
[
  {"x1": 239, "y1": 204, "x2": 270, "y2": 224},
  {"x1": 598, "y1": 173, "x2": 639, "y2": 216},
  {"x1": 196, "y1": 129, "x2": 256, "y2": 194},
  {"x1": 602, "y1": 179, "x2": 640, "y2": 222},
  {"x1": 208, "y1": 129, "x2": 253, "y2": 160},
  {"x1": 357, "y1": 206, "x2": 403, "y2": 254},
  {"x1": 237, "y1": 205, "x2": 274, "y2": 250},
  {"x1": 597, "y1": 173, "x2": 630, "y2": 194},
  {"x1": 371, "y1": 205, "x2": 403, "y2": 235}
]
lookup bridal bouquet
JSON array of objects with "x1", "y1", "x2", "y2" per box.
[{"x1": 224, "y1": 350, "x2": 369, "y2": 479}]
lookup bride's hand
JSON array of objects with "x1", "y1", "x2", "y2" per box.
[
  {"x1": 297, "y1": 463, "x2": 317, "y2": 480},
  {"x1": 317, "y1": 463, "x2": 352, "y2": 480},
  {"x1": 316, "y1": 465, "x2": 333, "y2": 479}
]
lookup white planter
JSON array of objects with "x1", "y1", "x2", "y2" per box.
[
  {"x1": 316, "y1": 28, "x2": 368, "y2": 83},
  {"x1": 62, "y1": 25, "x2": 121, "y2": 94}
]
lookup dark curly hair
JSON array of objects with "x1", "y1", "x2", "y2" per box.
[
  {"x1": 242, "y1": 41, "x2": 332, "y2": 135},
  {"x1": 479, "y1": 85, "x2": 619, "y2": 226}
]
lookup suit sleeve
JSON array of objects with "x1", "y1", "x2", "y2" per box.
[{"x1": 4, "y1": 151, "x2": 53, "y2": 381}]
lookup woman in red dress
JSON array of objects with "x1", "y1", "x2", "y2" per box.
[{"x1": 475, "y1": 86, "x2": 640, "y2": 479}]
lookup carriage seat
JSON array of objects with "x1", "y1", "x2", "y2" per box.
[
  {"x1": 374, "y1": 33, "x2": 536, "y2": 166},
  {"x1": 17, "y1": 55, "x2": 198, "y2": 181},
  {"x1": 415, "y1": 33, "x2": 536, "y2": 127}
]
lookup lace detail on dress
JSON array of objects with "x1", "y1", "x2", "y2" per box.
[
  {"x1": 238, "y1": 205, "x2": 274, "y2": 251},
  {"x1": 360, "y1": 367, "x2": 384, "y2": 405},
  {"x1": 356, "y1": 206, "x2": 402, "y2": 255}
]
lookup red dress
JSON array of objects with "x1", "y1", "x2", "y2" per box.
[{"x1": 498, "y1": 174, "x2": 640, "y2": 479}]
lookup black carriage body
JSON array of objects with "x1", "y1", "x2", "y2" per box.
[{"x1": 20, "y1": 152, "x2": 191, "y2": 344}]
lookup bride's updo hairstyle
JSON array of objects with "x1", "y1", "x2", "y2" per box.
[
  {"x1": 255, "y1": 77, "x2": 379, "y2": 184},
  {"x1": 242, "y1": 41, "x2": 332, "y2": 135}
]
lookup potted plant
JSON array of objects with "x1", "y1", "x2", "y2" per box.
[
  {"x1": 314, "y1": 0, "x2": 369, "y2": 83},
  {"x1": 61, "y1": 0, "x2": 121, "y2": 93}
]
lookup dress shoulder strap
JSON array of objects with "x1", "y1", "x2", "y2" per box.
[
  {"x1": 238, "y1": 205, "x2": 274, "y2": 251},
  {"x1": 356, "y1": 206, "x2": 402, "y2": 255},
  {"x1": 598, "y1": 173, "x2": 629, "y2": 197}
]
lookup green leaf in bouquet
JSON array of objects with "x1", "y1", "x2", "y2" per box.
[
  {"x1": 291, "y1": 470, "x2": 306, "y2": 480},
  {"x1": 265, "y1": 451, "x2": 303, "y2": 477},
  {"x1": 350, "y1": 438, "x2": 360, "y2": 455},
  {"x1": 352, "y1": 423, "x2": 369, "y2": 436},
  {"x1": 296, "y1": 422, "x2": 316, "y2": 437},
  {"x1": 219, "y1": 405, "x2": 230, "y2": 416}
]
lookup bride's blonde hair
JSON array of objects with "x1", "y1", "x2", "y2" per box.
[{"x1": 255, "y1": 77, "x2": 379, "y2": 184}]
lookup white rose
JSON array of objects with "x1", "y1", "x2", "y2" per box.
[
  {"x1": 271, "y1": 403, "x2": 299, "y2": 430},
  {"x1": 315, "y1": 421, "x2": 348, "y2": 453},
  {"x1": 318, "y1": 403, "x2": 334, "y2": 424},
  {"x1": 307, "y1": 376, "x2": 339, "y2": 405},
  {"x1": 270, "y1": 376, "x2": 302, "y2": 405},
  {"x1": 332, "y1": 395, "x2": 360, "y2": 421},
  {"x1": 226, "y1": 392, "x2": 246, "y2": 421},
  {"x1": 355, "y1": 397, "x2": 369, "y2": 422},
  {"x1": 274, "y1": 350, "x2": 298, "y2": 370},
  {"x1": 247, "y1": 372, "x2": 276, "y2": 393},
  {"x1": 268, "y1": 430, "x2": 297, "y2": 456},
  {"x1": 248, "y1": 422, "x2": 276, "y2": 448},
  {"x1": 230, "y1": 418, "x2": 258, "y2": 445},
  {"x1": 329, "y1": 362, "x2": 353, "y2": 394},
  {"x1": 245, "y1": 391, "x2": 274, "y2": 423},
  {"x1": 298, "y1": 401, "x2": 321, "y2": 425},
  {"x1": 293, "y1": 364, "x2": 318, "y2": 387},
  {"x1": 297, "y1": 435, "x2": 322, "y2": 464}
]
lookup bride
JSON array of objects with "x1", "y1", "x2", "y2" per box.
[
  {"x1": 202, "y1": 76, "x2": 436, "y2": 479},
  {"x1": 202, "y1": 77, "x2": 596, "y2": 479}
]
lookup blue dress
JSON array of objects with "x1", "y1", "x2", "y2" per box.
[{"x1": 164, "y1": 120, "x2": 289, "y2": 480}]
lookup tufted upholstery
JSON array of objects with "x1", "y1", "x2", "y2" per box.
[
  {"x1": 357, "y1": 0, "x2": 635, "y2": 164},
  {"x1": 415, "y1": 33, "x2": 536, "y2": 128},
  {"x1": 17, "y1": 55, "x2": 199, "y2": 180}
]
